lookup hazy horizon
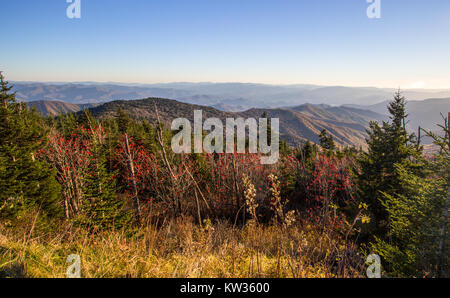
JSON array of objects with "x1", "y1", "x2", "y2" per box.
[{"x1": 8, "y1": 79, "x2": 450, "y2": 92}]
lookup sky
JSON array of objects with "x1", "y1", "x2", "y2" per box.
[{"x1": 1, "y1": 0, "x2": 450, "y2": 89}]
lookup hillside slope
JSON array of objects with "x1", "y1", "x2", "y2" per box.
[
  {"x1": 242, "y1": 104, "x2": 385, "y2": 147},
  {"x1": 344, "y1": 98, "x2": 450, "y2": 131},
  {"x1": 86, "y1": 98, "x2": 385, "y2": 148},
  {"x1": 27, "y1": 100, "x2": 99, "y2": 116}
]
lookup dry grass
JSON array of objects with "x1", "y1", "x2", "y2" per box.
[{"x1": 0, "y1": 215, "x2": 365, "y2": 278}]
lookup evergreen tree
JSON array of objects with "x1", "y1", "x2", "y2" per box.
[
  {"x1": 0, "y1": 72, "x2": 61, "y2": 218},
  {"x1": 358, "y1": 90, "x2": 424, "y2": 239},
  {"x1": 78, "y1": 112, "x2": 131, "y2": 229},
  {"x1": 319, "y1": 129, "x2": 335, "y2": 151},
  {"x1": 57, "y1": 112, "x2": 78, "y2": 138},
  {"x1": 296, "y1": 140, "x2": 317, "y2": 162},
  {"x1": 302, "y1": 140, "x2": 314, "y2": 160},
  {"x1": 372, "y1": 118, "x2": 449, "y2": 277},
  {"x1": 372, "y1": 163, "x2": 447, "y2": 277},
  {"x1": 279, "y1": 140, "x2": 291, "y2": 156},
  {"x1": 81, "y1": 144, "x2": 131, "y2": 229},
  {"x1": 116, "y1": 107, "x2": 131, "y2": 135}
]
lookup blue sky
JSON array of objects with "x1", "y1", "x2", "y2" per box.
[{"x1": 1, "y1": 0, "x2": 450, "y2": 88}]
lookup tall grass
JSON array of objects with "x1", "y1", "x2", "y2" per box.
[{"x1": 0, "y1": 213, "x2": 364, "y2": 278}]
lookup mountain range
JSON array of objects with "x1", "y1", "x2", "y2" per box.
[
  {"x1": 69, "y1": 98, "x2": 383, "y2": 148},
  {"x1": 344, "y1": 98, "x2": 450, "y2": 132},
  {"x1": 27, "y1": 100, "x2": 100, "y2": 115},
  {"x1": 13, "y1": 82, "x2": 450, "y2": 111},
  {"x1": 21, "y1": 82, "x2": 450, "y2": 148}
]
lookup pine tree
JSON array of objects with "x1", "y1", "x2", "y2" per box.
[
  {"x1": 78, "y1": 113, "x2": 131, "y2": 229},
  {"x1": 319, "y1": 129, "x2": 335, "y2": 152},
  {"x1": 358, "y1": 90, "x2": 424, "y2": 239},
  {"x1": 302, "y1": 140, "x2": 314, "y2": 160},
  {"x1": 81, "y1": 144, "x2": 131, "y2": 229},
  {"x1": 57, "y1": 112, "x2": 78, "y2": 138},
  {"x1": 116, "y1": 107, "x2": 131, "y2": 135},
  {"x1": 296, "y1": 140, "x2": 317, "y2": 162},
  {"x1": 372, "y1": 116, "x2": 450, "y2": 277},
  {"x1": 0, "y1": 72, "x2": 61, "y2": 218},
  {"x1": 371, "y1": 163, "x2": 447, "y2": 277}
]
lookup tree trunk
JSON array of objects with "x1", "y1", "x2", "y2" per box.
[
  {"x1": 438, "y1": 186, "x2": 449, "y2": 277},
  {"x1": 124, "y1": 134, "x2": 141, "y2": 222},
  {"x1": 437, "y1": 113, "x2": 450, "y2": 277}
]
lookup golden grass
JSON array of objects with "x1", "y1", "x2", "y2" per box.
[{"x1": 0, "y1": 216, "x2": 365, "y2": 278}]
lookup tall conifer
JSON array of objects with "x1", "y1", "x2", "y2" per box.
[
  {"x1": 0, "y1": 72, "x2": 61, "y2": 218},
  {"x1": 358, "y1": 90, "x2": 424, "y2": 239}
]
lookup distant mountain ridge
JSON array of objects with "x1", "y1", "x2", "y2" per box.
[
  {"x1": 21, "y1": 81, "x2": 449, "y2": 147},
  {"x1": 32, "y1": 96, "x2": 447, "y2": 147},
  {"x1": 27, "y1": 100, "x2": 99, "y2": 116},
  {"x1": 344, "y1": 97, "x2": 450, "y2": 132},
  {"x1": 83, "y1": 97, "x2": 386, "y2": 148},
  {"x1": 13, "y1": 82, "x2": 450, "y2": 111}
]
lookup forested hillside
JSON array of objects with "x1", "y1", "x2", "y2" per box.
[
  {"x1": 27, "y1": 100, "x2": 99, "y2": 116},
  {"x1": 81, "y1": 98, "x2": 385, "y2": 148}
]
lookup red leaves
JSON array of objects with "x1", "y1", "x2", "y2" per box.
[
  {"x1": 300, "y1": 154, "x2": 357, "y2": 228},
  {"x1": 41, "y1": 121, "x2": 357, "y2": 227},
  {"x1": 306, "y1": 155, "x2": 354, "y2": 199}
]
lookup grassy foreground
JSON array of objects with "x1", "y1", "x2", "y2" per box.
[{"x1": 0, "y1": 214, "x2": 365, "y2": 278}]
